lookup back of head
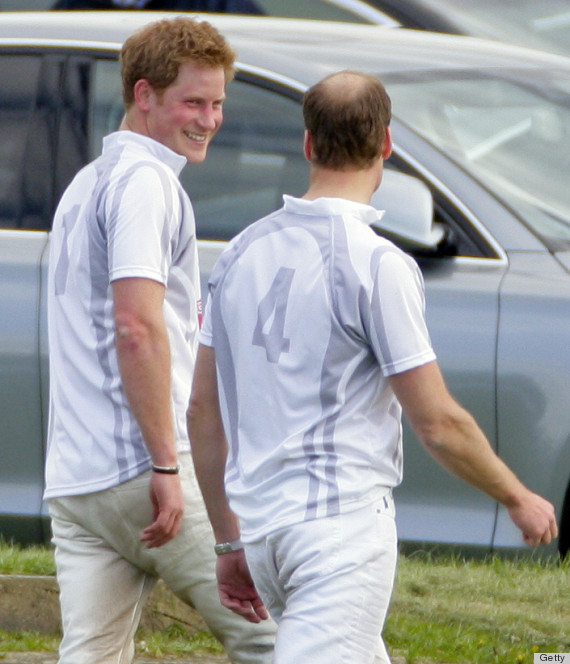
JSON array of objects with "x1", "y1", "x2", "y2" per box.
[
  {"x1": 303, "y1": 70, "x2": 391, "y2": 170},
  {"x1": 120, "y1": 16, "x2": 236, "y2": 107}
]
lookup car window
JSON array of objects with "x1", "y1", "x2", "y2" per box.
[
  {"x1": 184, "y1": 79, "x2": 308, "y2": 240},
  {"x1": 0, "y1": 56, "x2": 42, "y2": 230},
  {"x1": 399, "y1": 0, "x2": 570, "y2": 59},
  {"x1": 57, "y1": 56, "x2": 90, "y2": 196},
  {"x1": 385, "y1": 70, "x2": 570, "y2": 250},
  {"x1": 91, "y1": 58, "x2": 123, "y2": 160},
  {"x1": 92, "y1": 61, "x2": 309, "y2": 240}
]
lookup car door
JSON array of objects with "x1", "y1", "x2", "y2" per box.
[
  {"x1": 0, "y1": 53, "x2": 51, "y2": 542},
  {"x1": 382, "y1": 131, "x2": 508, "y2": 551}
]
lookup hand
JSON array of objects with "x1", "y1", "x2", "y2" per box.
[
  {"x1": 216, "y1": 551, "x2": 269, "y2": 623},
  {"x1": 140, "y1": 472, "x2": 184, "y2": 548},
  {"x1": 507, "y1": 491, "x2": 558, "y2": 547}
]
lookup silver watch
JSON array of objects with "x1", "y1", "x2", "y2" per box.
[{"x1": 214, "y1": 538, "x2": 243, "y2": 555}]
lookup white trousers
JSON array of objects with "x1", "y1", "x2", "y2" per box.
[
  {"x1": 244, "y1": 490, "x2": 397, "y2": 664},
  {"x1": 48, "y1": 454, "x2": 276, "y2": 664}
]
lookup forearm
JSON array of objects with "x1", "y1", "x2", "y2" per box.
[
  {"x1": 391, "y1": 361, "x2": 557, "y2": 545},
  {"x1": 417, "y1": 405, "x2": 528, "y2": 508},
  {"x1": 116, "y1": 322, "x2": 177, "y2": 464},
  {"x1": 113, "y1": 277, "x2": 177, "y2": 466},
  {"x1": 391, "y1": 362, "x2": 528, "y2": 508},
  {"x1": 189, "y1": 411, "x2": 240, "y2": 542},
  {"x1": 188, "y1": 344, "x2": 240, "y2": 543}
]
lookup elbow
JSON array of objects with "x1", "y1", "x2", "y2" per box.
[
  {"x1": 414, "y1": 419, "x2": 447, "y2": 454},
  {"x1": 412, "y1": 406, "x2": 475, "y2": 455},
  {"x1": 186, "y1": 391, "x2": 218, "y2": 438},
  {"x1": 115, "y1": 312, "x2": 153, "y2": 353},
  {"x1": 186, "y1": 395, "x2": 203, "y2": 432}
]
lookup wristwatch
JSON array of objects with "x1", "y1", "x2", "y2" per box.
[{"x1": 214, "y1": 538, "x2": 243, "y2": 555}]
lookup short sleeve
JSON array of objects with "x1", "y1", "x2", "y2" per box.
[
  {"x1": 107, "y1": 163, "x2": 176, "y2": 285},
  {"x1": 368, "y1": 249, "x2": 436, "y2": 375}
]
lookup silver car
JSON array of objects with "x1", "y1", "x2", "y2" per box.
[
  {"x1": 364, "y1": 0, "x2": 570, "y2": 59},
  {"x1": 0, "y1": 12, "x2": 568, "y2": 558}
]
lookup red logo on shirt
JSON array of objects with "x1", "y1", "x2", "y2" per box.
[{"x1": 197, "y1": 298, "x2": 203, "y2": 328}]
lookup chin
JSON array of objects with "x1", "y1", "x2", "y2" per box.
[{"x1": 186, "y1": 150, "x2": 208, "y2": 164}]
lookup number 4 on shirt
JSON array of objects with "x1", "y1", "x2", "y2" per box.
[{"x1": 252, "y1": 267, "x2": 295, "y2": 364}]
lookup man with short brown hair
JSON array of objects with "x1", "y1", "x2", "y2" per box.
[
  {"x1": 188, "y1": 70, "x2": 557, "y2": 664},
  {"x1": 46, "y1": 16, "x2": 275, "y2": 664}
]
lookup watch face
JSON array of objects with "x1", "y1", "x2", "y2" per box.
[
  {"x1": 215, "y1": 539, "x2": 243, "y2": 555},
  {"x1": 215, "y1": 543, "x2": 233, "y2": 555}
]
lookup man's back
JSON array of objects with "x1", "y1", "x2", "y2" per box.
[{"x1": 202, "y1": 194, "x2": 435, "y2": 541}]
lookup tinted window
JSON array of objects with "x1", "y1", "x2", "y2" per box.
[
  {"x1": 56, "y1": 57, "x2": 91, "y2": 199},
  {"x1": 92, "y1": 63, "x2": 309, "y2": 240},
  {"x1": 386, "y1": 70, "x2": 570, "y2": 249},
  {"x1": 91, "y1": 58, "x2": 123, "y2": 160},
  {"x1": 184, "y1": 79, "x2": 308, "y2": 240},
  {"x1": 0, "y1": 56, "x2": 42, "y2": 230}
]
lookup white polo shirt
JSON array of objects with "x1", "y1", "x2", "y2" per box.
[
  {"x1": 200, "y1": 194, "x2": 436, "y2": 542},
  {"x1": 45, "y1": 131, "x2": 201, "y2": 499}
]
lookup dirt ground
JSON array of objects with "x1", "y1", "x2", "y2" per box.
[{"x1": 0, "y1": 575, "x2": 409, "y2": 664}]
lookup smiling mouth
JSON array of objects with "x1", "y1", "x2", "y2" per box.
[{"x1": 184, "y1": 131, "x2": 207, "y2": 143}]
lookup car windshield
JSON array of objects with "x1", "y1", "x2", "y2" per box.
[
  {"x1": 420, "y1": 0, "x2": 570, "y2": 58},
  {"x1": 386, "y1": 69, "x2": 570, "y2": 249}
]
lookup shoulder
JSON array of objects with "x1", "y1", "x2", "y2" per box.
[{"x1": 212, "y1": 208, "x2": 287, "y2": 276}]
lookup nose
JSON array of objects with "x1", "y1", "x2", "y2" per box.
[{"x1": 198, "y1": 104, "x2": 222, "y2": 131}]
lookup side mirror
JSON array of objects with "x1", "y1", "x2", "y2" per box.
[{"x1": 370, "y1": 170, "x2": 445, "y2": 251}]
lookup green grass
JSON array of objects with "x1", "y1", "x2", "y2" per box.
[
  {"x1": 0, "y1": 542, "x2": 55, "y2": 576},
  {"x1": 386, "y1": 552, "x2": 569, "y2": 663},
  {"x1": 0, "y1": 628, "x2": 223, "y2": 659},
  {"x1": 135, "y1": 625, "x2": 225, "y2": 658},
  {"x1": 0, "y1": 542, "x2": 568, "y2": 663}
]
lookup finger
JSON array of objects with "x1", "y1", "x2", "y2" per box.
[
  {"x1": 140, "y1": 528, "x2": 170, "y2": 548},
  {"x1": 523, "y1": 533, "x2": 539, "y2": 547},
  {"x1": 140, "y1": 514, "x2": 181, "y2": 548},
  {"x1": 220, "y1": 597, "x2": 263, "y2": 623},
  {"x1": 251, "y1": 597, "x2": 269, "y2": 621}
]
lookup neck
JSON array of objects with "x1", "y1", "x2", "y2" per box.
[
  {"x1": 119, "y1": 109, "x2": 148, "y2": 137},
  {"x1": 302, "y1": 161, "x2": 382, "y2": 204}
]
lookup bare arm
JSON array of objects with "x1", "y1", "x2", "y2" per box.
[
  {"x1": 389, "y1": 361, "x2": 558, "y2": 547},
  {"x1": 188, "y1": 344, "x2": 268, "y2": 623},
  {"x1": 112, "y1": 276, "x2": 184, "y2": 548}
]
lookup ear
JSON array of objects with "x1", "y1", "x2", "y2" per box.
[
  {"x1": 381, "y1": 127, "x2": 393, "y2": 160},
  {"x1": 133, "y1": 78, "x2": 154, "y2": 112},
  {"x1": 303, "y1": 130, "x2": 313, "y2": 163}
]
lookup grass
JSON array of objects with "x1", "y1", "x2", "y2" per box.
[
  {"x1": 0, "y1": 542, "x2": 568, "y2": 663},
  {"x1": 0, "y1": 627, "x2": 223, "y2": 659},
  {"x1": 0, "y1": 542, "x2": 55, "y2": 576},
  {"x1": 386, "y1": 552, "x2": 569, "y2": 663}
]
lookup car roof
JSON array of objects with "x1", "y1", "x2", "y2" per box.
[{"x1": 0, "y1": 10, "x2": 569, "y2": 87}]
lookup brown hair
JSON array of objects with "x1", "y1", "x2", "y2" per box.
[
  {"x1": 120, "y1": 17, "x2": 236, "y2": 107},
  {"x1": 303, "y1": 70, "x2": 391, "y2": 170}
]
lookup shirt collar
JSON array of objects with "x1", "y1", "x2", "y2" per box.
[
  {"x1": 103, "y1": 131, "x2": 187, "y2": 177},
  {"x1": 282, "y1": 194, "x2": 385, "y2": 227}
]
